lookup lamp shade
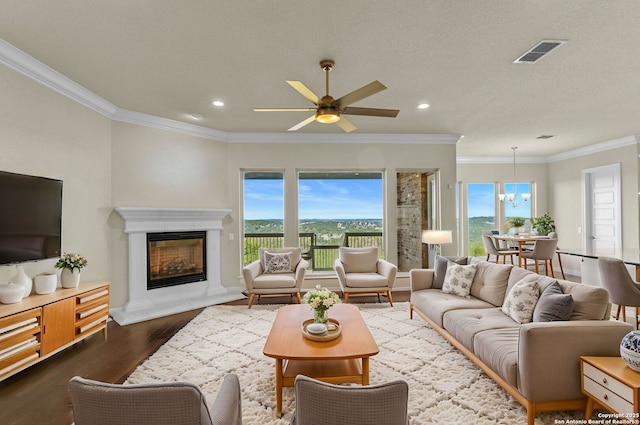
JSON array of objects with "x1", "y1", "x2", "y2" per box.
[{"x1": 422, "y1": 230, "x2": 452, "y2": 245}]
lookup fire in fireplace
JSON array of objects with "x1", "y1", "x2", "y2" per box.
[{"x1": 147, "y1": 231, "x2": 207, "y2": 290}]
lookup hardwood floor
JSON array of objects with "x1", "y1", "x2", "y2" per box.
[{"x1": 0, "y1": 291, "x2": 409, "y2": 425}]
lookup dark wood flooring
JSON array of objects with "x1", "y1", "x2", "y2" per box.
[{"x1": 0, "y1": 291, "x2": 410, "y2": 425}]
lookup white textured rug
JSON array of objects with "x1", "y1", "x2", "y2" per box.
[{"x1": 126, "y1": 303, "x2": 583, "y2": 424}]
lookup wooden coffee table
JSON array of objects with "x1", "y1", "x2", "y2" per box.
[{"x1": 263, "y1": 303, "x2": 379, "y2": 416}]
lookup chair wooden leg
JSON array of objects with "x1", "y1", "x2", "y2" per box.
[
  {"x1": 377, "y1": 293, "x2": 381, "y2": 303},
  {"x1": 615, "y1": 304, "x2": 622, "y2": 320},
  {"x1": 486, "y1": 254, "x2": 490, "y2": 261},
  {"x1": 556, "y1": 252, "x2": 566, "y2": 279},
  {"x1": 247, "y1": 293, "x2": 256, "y2": 309},
  {"x1": 387, "y1": 290, "x2": 394, "y2": 307},
  {"x1": 534, "y1": 261, "x2": 539, "y2": 274},
  {"x1": 636, "y1": 307, "x2": 640, "y2": 330},
  {"x1": 344, "y1": 292, "x2": 350, "y2": 304},
  {"x1": 622, "y1": 305, "x2": 627, "y2": 323},
  {"x1": 549, "y1": 260, "x2": 555, "y2": 278},
  {"x1": 294, "y1": 293, "x2": 301, "y2": 304}
]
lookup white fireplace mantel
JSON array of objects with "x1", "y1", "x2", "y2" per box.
[{"x1": 110, "y1": 207, "x2": 245, "y2": 325}]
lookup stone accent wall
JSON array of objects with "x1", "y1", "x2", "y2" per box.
[{"x1": 396, "y1": 173, "x2": 429, "y2": 271}]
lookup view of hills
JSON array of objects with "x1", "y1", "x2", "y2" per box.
[{"x1": 245, "y1": 219, "x2": 382, "y2": 245}]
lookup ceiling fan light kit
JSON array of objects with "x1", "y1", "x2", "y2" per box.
[{"x1": 254, "y1": 59, "x2": 399, "y2": 132}]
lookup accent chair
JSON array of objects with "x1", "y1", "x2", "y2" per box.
[
  {"x1": 242, "y1": 247, "x2": 308, "y2": 308},
  {"x1": 334, "y1": 246, "x2": 397, "y2": 305},
  {"x1": 289, "y1": 375, "x2": 409, "y2": 425},
  {"x1": 521, "y1": 238, "x2": 559, "y2": 277},
  {"x1": 69, "y1": 374, "x2": 242, "y2": 425},
  {"x1": 598, "y1": 256, "x2": 640, "y2": 329}
]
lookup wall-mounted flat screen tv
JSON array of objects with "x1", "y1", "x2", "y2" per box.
[{"x1": 0, "y1": 171, "x2": 63, "y2": 265}]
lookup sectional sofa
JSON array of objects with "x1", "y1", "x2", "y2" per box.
[{"x1": 409, "y1": 257, "x2": 632, "y2": 425}]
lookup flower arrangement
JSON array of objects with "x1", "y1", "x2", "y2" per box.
[
  {"x1": 55, "y1": 253, "x2": 88, "y2": 272},
  {"x1": 303, "y1": 285, "x2": 341, "y2": 323}
]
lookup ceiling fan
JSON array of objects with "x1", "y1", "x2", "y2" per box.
[{"x1": 254, "y1": 60, "x2": 399, "y2": 133}]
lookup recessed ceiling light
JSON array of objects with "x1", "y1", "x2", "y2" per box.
[
  {"x1": 417, "y1": 103, "x2": 430, "y2": 109},
  {"x1": 189, "y1": 113, "x2": 203, "y2": 120},
  {"x1": 212, "y1": 100, "x2": 225, "y2": 107}
]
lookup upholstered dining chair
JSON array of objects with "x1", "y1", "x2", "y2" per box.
[
  {"x1": 482, "y1": 235, "x2": 519, "y2": 264},
  {"x1": 69, "y1": 374, "x2": 242, "y2": 425},
  {"x1": 598, "y1": 257, "x2": 640, "y2": 329},
  {"x1": 242, "y1": 247, "x2": 308, "y2": 308},
  {"x1": 546, "y1": 231, "x2": 566, "y2": 279},
  {"x1": 334, "y1": 246, "x2": 397, "y2": 305},
  {"x1": 521, "y1": 238, "x2": 559, "y2": 277},
  {"x1": 289, "y1": 375, "x2": 409, "y2": 425}
]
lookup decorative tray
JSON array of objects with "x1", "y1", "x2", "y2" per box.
[{"x1": 301, "y1": 318, "x2": 341, "y2": 342}]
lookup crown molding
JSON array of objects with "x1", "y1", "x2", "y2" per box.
[
  {"x1": 0, "y1": 39, "x2": 118, "y2": 117},
  {"x1": 456, "y1": 156, "x2": 548, "y2": 165},
  {"x1": 226, "y1": 132, "x2": 462, "y2": 144},
  {"x1": 545, "y1": 135, "x2": 639, "y2": 163}
]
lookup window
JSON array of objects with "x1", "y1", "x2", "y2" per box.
[
  {"x1": 503, "y1": 182, "x2": 532, "y2": 232},
  {"x1": 298, "y1": 172, "x2": 384, "y2": 270},
  {"x1": 242, "y1": 171, "x2": 284, "y2": 265},
  {"x1": 467, "y1": 183, "x2": 496, "y2": 256}
]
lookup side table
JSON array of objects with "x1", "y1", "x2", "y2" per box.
[{"x1": 581, "y1": 356, "x2": 640, "y2": 418}]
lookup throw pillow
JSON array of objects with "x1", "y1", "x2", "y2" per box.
[
  {"x1": 263, "y1": 251, "x2": 292, "y2": 274},
  {"x1": 502, "y1": 279, "x2": 540, "y2": 324},
  {"x1": 441, "y1": 263, "x2": 477, "y2": 298},
  {"x1": 533, "y1": 281, "x2": 574, "y2": 322},
  {"x1": 433, "y1": 255, "x2": 468, "y2": 289}
]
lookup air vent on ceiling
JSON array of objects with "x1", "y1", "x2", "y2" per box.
[{"x1": 513, "y1": 40, "x2": 566, "y2": 64}]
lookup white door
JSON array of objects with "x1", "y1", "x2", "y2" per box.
[{"x1": 582, "y1": 164, "x2": 621, "y2": 256}]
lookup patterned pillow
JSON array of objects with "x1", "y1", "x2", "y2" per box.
[
  {"x1": 502, "y1": 279, "x2": 540, "y2": 324},
  {"x1": 263, "y1": 251, "x2": 292, "y2": 274},
  {"x1": 441, "y1": 263, "x2": 477, "y2": 298},
  {"x1": 433, "y1": 255, "x2": 468, "y2": 289}
]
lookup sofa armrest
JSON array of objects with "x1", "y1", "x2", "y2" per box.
[
  {"x1": 376, "y1": 259, "x2": 398, "y2": 287},
  {"x1": 518, "y1": 320, "x2": 632, "y2": 403},
  {"x1": 294, "y1": 259, "x2": 309, "y2": 288},
  {"x1": 242, "y1": 260, "x2": 262, "y2": 290},
  {"x1": 209, "y1": 374, "x2": 242, "y2": 425},
  {"x1": 409, "y1": 269, "x2": 434, "y2": 292},
  {"x1": 334, "y1": 259, "x2": 347, "y2": 288}
]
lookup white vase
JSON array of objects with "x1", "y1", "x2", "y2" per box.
[
  {"x1": 60, "y1": 268, "x2": 81, "y2": 288},
  {"x1": 10, "y1": 265, "x2": 32, "y2": 298},
  {"x1": 34, "y1": 274, "x2": 57, "y2": 294},
  {"x1": 0, "y1": 283, "x2": 25, "y2": 304}
]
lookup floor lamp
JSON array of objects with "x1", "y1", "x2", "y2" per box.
[{"x1": 422, "y1": 230, "x2": 453, "y2": 268}]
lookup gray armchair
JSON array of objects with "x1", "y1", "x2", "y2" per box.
[
  {"x1": 242, "y1": 247, "x2": 308, "y2": 308},
  {"x1": 289, "y1": 375, "x2": 409, "y2": 425},
  {"x1": 69, "y1": 374, "x2": 242, "y2": 425},
  {"x1": 334, "y1": 246, "x2": 397, "y2": 305},
  {"x1": 521, "y1": 238, "x2": 559, "y2": 277},
  {"x1": 598, "y1": 257, "x2": 640, "y2": 329}
]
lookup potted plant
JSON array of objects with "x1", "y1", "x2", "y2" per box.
[
  {"x1": 506, "y1": 217, "x2": 526, "y2": 235},
  {"x1": 55, "y1": 253, "x2": 88, "y2": 288},
  {"x1": 532, "y1": 212, "x2": 555, "y2": 236}
]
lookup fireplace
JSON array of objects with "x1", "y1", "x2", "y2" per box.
[
  {"x1": 111, "y1": 207, "x2": 245, "y2": 326},
  {"x1": 147, "y1": 231, "x2": 206, "y2": 290}
]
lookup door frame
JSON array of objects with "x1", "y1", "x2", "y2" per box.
[{"x1": 581, "y1": 163, "x2": 621, "y2": 256}]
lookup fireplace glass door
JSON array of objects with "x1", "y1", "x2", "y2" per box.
[{"x1": 147, "y1": 231, "x2": 207, "y2": 289}]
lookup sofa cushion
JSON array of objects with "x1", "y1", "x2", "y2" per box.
[
  {"x1": 473, "y1": 327, "x2": 520, "y2": 387},
  {"x1": 502, "y1": 279, "x2": 540, "y2": 324},
  {"x1": 252, "y1": 273, "x2": 296, "y2": 289},
  {"x1": 533, "y1": 281, "x2": 574, "y2": 322},
  {"x1": 443, "y1": 308, "x2": 520, "y2": 352},
  {"x1": 557, "y1": 280, "x2": 610, "y2": 321},
  {"x1": 338, "y1": 247, "x2": 378, "y2": 273},
  {"x1": 410, "y1": 289, "x2": 494, "y2": 328},
  {"x1": 442, "y1": 263, "x2": 477, "y2": 298},
  {"x1": 433, "y1": 255, "x2": 468, "y2": 289},
  {"x1": 470, "y1": 261, "x2": 513, "y2": 306},
  {"x1": 263, "y1": 251, "x2": 292, "y2": 274}
]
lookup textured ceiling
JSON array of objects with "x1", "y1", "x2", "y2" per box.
[{"x1": 1, "y1": 0, "x2": 640, "y2": 157}]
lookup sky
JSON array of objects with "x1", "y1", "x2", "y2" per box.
[{"x1": 244, "y1": 178, "x2": 383, "y2": 220}]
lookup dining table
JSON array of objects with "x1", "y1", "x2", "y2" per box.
[{"x1": 491, "y1": 234, "x2": 550, "y2": 268}]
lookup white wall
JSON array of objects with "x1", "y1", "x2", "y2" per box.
[{"x1": 0, "y1": 65, "x2": 112, "y2": 287}]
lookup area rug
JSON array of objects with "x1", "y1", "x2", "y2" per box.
[{"x1": 126, "y1": 303, "x2": 583, "y2": 424}]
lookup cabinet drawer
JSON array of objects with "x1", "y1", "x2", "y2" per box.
[
  {"x1": 583, "y1": 362, "x2": 634, "y2": 403},
  {"x1": 584, "y1": 375, "x2": 635, "y2": 413},
  {"x1": 76, "y1": 287, "x2": 109, "y2": 306},
  {"x1": 0, "y1": 308, "x2": 41, "y2": 332}
]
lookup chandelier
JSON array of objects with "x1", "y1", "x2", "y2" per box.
[{"x1": 499, "y1": 147, "x2": 531, "y2": 208}]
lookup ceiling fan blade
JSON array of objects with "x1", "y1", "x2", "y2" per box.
[
  {"x1": 336, "y1": 116, "x2": 356, "y2": 133},
  {"x1": 334, "y1": 81, "x2": 387, "y2": 108},
  {"x1": 254, "y1": 108, "x2": 316, "y2": 112},
  {"x1": 288, "y1": 115, "x2": 316, "y2": 131},
  {"x1": 287, "y1": 81, "x2": 320, "y2": 105},
  {"x1": 342, "y1": 107, "x2": 399, "y2": 118}
]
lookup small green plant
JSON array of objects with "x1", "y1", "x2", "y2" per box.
[
  {"x1": 507, "y1": 217, "x2": 526, "y2": 228},
  {"x1": 532, "y1": 212, "x2": 555, "y2": 236}
]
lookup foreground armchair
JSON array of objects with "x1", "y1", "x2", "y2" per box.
[
  {"x1": 290, "y1": 375, "x2": 409, "y2": 425},
  {"x1": 334, "y1": 246, "x2": 397, "y2": 305},
  {"x1": 243, "y1": 247, "x2": 308, "y2": 308},
  {"x1": 69, "y1": 373, "x2": 242, "y2": 425}
]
